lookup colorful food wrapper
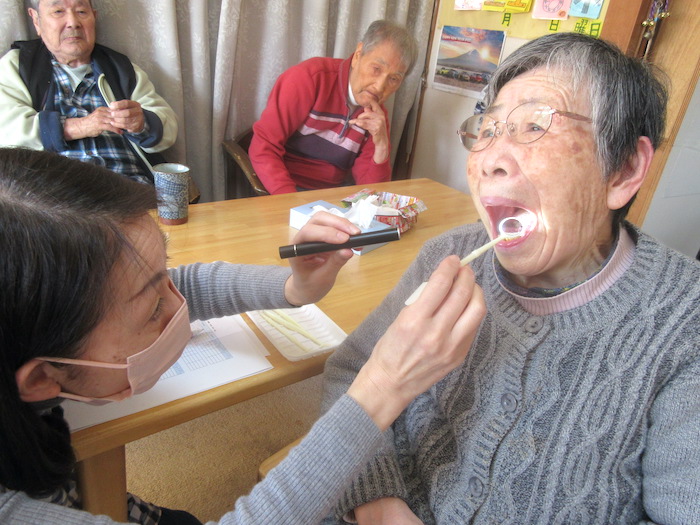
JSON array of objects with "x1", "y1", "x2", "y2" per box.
[{"x1": 341, "y1": 188, "x2": 427, "y2": 234}]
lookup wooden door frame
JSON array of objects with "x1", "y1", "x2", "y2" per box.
[
  {"x1": 601, "y1": 0, "x2": 700, "y2": 225},
  {"x1": 393, "y1": 0, "x2": 440, "y2": 182}
]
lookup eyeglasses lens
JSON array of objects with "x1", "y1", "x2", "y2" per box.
[
  {"x1": 509, "y1": 103, "x2": 553, "y2": 144},
  {"x1": 458, "y1": 115, "x2": 483, "y2": 149},
  {"x1": 458, "y1": 102, "x2": 555, "y2": 152}
]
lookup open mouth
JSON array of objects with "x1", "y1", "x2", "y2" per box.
[
  {"x1": 483, "y1": 203, "x2": 536, "y2": 244},
  {"x1": 498, "y1": 217, "x2": 525, "y2": 238}
]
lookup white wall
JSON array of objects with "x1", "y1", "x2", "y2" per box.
[
  {"x1": 411, "y1": 32, "x2": 527, "y2": 195},
  {"x1": 642, "y1": 80, "x2": 700, "y2": 259}
]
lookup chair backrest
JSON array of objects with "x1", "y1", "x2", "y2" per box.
[{"x1": 222, "y1": 129, "x2": 269, "y2": 199}]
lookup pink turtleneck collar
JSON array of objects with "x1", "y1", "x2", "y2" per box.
[{"x1": 497, "y1": 227, "x2": 636, "y2": 315}]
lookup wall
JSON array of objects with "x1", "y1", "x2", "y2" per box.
[
  {"x1": 642, "y1": 81, "x2": 700, "y2": 258},
  {"x1": 411, "y1": 30, "x2": 525, "y2": 194}
]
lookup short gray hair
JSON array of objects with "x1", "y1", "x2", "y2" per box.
[
  {"x1": 360, "y1": 19, "x2": 418, "y2": 75},
  {"x1": 29, "y1": 0, "x2": 93, "y2": 9},
  {"x1": 486, "y1": 32, "x2": 668, "y2": 222}
]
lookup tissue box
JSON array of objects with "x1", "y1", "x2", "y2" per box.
[
  {"x1": 289, "y1": 200, "x2": 393, "y2": 255},
  {"x1": 289, "y1": 200, "x2": 345, "y2": 230},
  {"x1": 341, "y1": 189, "x2": 427, "y2": 234}
]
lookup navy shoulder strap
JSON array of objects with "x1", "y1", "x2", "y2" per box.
[
  {"x1": 12, "y1": 40, "x2": 138, "y2": 107},
  {"x1": 11, "y1": 39, "x2": 52, "y2": 111},
  {"x1": 91, "y1": 43, "x2": 136, "y2": 100}
]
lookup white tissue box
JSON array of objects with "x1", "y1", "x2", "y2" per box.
[{"x1": 289, "y1": 200, "x2": 393, "y2": 255}]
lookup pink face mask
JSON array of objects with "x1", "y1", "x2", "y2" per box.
[{"x1": 39, "y1": 282, "x2": 192, "y2": 406}]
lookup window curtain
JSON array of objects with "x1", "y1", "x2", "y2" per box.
[{"x1": 0, "y1": 0, "x2": 434, "y2": 202}]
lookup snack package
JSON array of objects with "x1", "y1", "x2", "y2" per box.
[{"x1": 341, "y1": 188, "x2": 427, "y2": 234}]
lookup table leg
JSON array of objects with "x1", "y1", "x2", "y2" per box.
[{"x1": 76, "y1": 446, "x2": 127, "y2": 521}]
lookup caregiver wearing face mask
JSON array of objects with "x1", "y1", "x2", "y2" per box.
[{"x1": 0, "y1": 147, "x2": 486, "y2": 525}]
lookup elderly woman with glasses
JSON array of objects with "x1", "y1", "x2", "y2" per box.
[{"x1": 320, "y1": 32, "x2": 700, "y2": 524}]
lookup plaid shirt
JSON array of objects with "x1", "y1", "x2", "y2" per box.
[
  {"x1": 1, "y1": 456, "x2": 161, "y2": 524},
  {"x1": 52, "y1": 60, "x2": 151, "y2": 184},
  {"x1": 28, "y1": 478, "x2": 162, "y2": 525},
  {"x1": 0, "y1": 405, "x2": 164, "y2": 524}
]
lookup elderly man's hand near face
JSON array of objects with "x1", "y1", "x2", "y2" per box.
[
  {"x1": 349, "y1": 99, "x2": 390, "y2": 164},
  {"x1": 63, "y1": 100, "x2": 145, "y2": 140}
]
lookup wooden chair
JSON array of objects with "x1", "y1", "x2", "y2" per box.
[
  {"x1": 222, "y1": 129, "x2": 269, "y2": 199},
  {"x1": 258, "y1": 437, "x2": 303, "y2": 480}
]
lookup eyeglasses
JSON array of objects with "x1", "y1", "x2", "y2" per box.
[{"x1": 457, "y1": 101, "x2": 592, "y2": 152}]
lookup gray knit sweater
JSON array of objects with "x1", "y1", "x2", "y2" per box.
[
  {"x1": 320, "y1": 222, "x2": 700, "y2": 525},
  {"x1": 1, "y1": 262, "x2": 385, "y2": 524}
]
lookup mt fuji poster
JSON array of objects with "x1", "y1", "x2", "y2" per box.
[{"x1": 433, "y1": 26, "x2": 505, "y2": 96}]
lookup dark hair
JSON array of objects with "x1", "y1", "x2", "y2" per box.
[
  {"x1": 0, "y1": 147, "x2": 156, "y2": 496},
  {"x1": 361, "y1": 19, "x2": 419, "y2": 75},
  {"x1": 485, "y1": 32, "x2": 668, "y2": 223}
]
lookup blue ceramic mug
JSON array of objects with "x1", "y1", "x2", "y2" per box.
[{"x1": 153, "y1": 163, "x2": 190, "y2": 225}]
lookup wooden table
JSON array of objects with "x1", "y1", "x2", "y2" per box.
[{"x1": 73, "y1": 178, "x2": 479, "y2": 520}]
